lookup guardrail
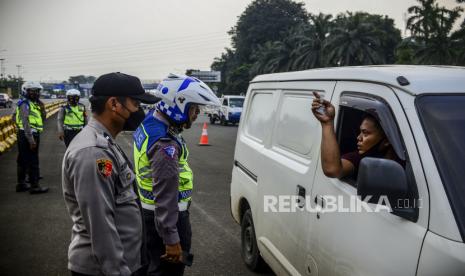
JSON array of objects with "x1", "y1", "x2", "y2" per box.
[{"x1": 0, "y1": 100, "x2": 66, "y2": 155}]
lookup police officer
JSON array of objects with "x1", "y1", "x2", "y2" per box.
[
  {"x1": 15, "y1": 81, "x2": 48, "y2": 194},
  {"x1": 62, "y1": 72, "x2": 159, "y2": 276},
  {"x1": 57, "y1": 89, "x2": 87, "y2": 147},
  {"x1": 133, "y1": 74, "x2": 220, "y2": 275}
]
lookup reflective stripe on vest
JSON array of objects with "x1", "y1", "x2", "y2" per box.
[
  {"x1": 64, "y1": 105, "x2": 85, "y2": 128},
  {"x1": 16, "y1": 100, "x2": 43, "y2": 132},
  {"x1": 133, "y1": 119, "x2": 193, "y2": 206}
]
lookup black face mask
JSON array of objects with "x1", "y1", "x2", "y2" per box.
[
  {"x1": 68, "y1": 96, "x2": 79, "y2": 105},
  {"x1": 27, "y1": 91, "x2": 40, "y2": 102},
  {"x1": 122, "y1": 107, "x2": 146, "y2": 131}
]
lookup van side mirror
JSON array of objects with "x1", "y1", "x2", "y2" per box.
[{"x1": 357, "y1": 157, "x2": 418, "y2": 222}]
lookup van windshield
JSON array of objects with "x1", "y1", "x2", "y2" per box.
[
  {"x1": 0, "y1": 94, "x2": 5, "y2": 99},
  {"x1": 416, "y1": 94, "x2": 465, "y2": 241},
  {"x1": 229, "y1": 98, "x2": 244, "y2": 108}
]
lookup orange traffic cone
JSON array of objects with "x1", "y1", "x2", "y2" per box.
[{"x1": 198, "y1": 122, "x2": 210, "y2": 146}]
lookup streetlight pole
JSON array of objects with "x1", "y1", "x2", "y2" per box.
[
  {"x1": 0, "y1": 58, "x2": 5, "y2": 78},
  {"x1": 16, "y1": 65, "x2": 22, "y2": 98}
]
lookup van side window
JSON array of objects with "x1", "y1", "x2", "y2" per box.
[
  {"x1": 336, "y1": 107, "x2": 405, "y2": 184},
  {"x1": 275, "y1": 94, "x2": 319, "y2": 156},
  {"x1": 244, "y1": 92, "x2": 274, "y2": 142}
]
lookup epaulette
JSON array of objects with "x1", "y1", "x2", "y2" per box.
[
  {"x1": 95, "y1": 133, "x2": 111, "y2": 148},
  {"x1": 159, "y1": 137, "x2": 172, "y2": 142}
]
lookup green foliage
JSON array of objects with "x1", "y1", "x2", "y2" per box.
[
  {"x1": 230, "y1": 0, "x2": 309, "y2": 63},
  {"x1": 0, "y1": 75, "x2": 23, "y2": 98},
  {"x1": 212, "y1": 0, "x2": 465, "y2": 94},
  {"x1": 213, "y1": 0, "x2": 309, "y2": 93},
  {"x1": 404, "y1": 0, "x2": 465, "y2": 65}
]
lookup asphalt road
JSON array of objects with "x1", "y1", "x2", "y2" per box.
[{"x1": 0, "y1": 110, "x2": 274, "y2": 276}]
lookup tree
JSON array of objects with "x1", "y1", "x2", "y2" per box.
[
  {"x1": 323, "y1": 12, "x2": 387, "y2": 66},
  {"x1": 230, "y1": 0, "x2": 309, "y2": 63},
  {"x1": 0, "y1": 75, "x2": 23, "y2": 98},
  {"x1": 404, "y1": 0, "x2": 464, "y2": 65},
  {"x1": 406, "y1": 0, "x2": 438, "y2": 40},
  {"x1": 291, "y1": 13, "x2": 333, "y2": 70},
  {"x1": 212, "y1": 0, "x2": 309, "y2": 93}
]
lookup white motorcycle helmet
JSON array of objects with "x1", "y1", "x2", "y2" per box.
[
  {"x1": 66, "y1": 89, "x2": 81, "y2": 97},
  {"x1": 21, "y1": 81, "x2": 43, "y2": 97},
  {"x1": 155, "y1": 74, "x2": 220, "y2": 124}
]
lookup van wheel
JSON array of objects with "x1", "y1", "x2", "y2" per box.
[
  {"x1": 241, "y1": 209, "x2": 266, "y2": 271},
  {"x1": 220, "y1": 117, "x2": 227, "y2": 126},
  {"x1": 209, "y1": 116, "x2": 216, "y2": 124}
]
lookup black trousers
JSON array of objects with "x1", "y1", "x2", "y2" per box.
[
  {"x1": 64, "y1": 129, "x2": 81, "y2": 147},
  {"x1": 143, "y1": 208, "x2": 192, "y2": 276},
  {"x1": 17, "y1": 130, "x2": 40, "y2": 185}
]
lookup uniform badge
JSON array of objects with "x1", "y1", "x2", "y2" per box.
[
  {"x1": 97, "y1": 159, "x2": 113, "y2": 178},
  {"x1": 163, "y1": 145, "x2": 176, "y2": 159}
]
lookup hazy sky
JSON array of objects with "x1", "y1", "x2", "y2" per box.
[{"x1": 0, "y1": 0, "x2": 461, "y2": 82}]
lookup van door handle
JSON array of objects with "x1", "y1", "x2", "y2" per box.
[
  {"x1": 314, "y1": 195, "x2": 326, "y2": 219},
  {"x1": 314, "y1": 195, "x2": 326, "y2": 208},
  {"x1": 296, "y1": 185, "x2": 306, "y2": 208}
]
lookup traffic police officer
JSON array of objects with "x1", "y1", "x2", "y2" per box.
[
  {"x1": 57, "y1": 89, "x2": 87, "y2": 147},
  {"x1": 133, "y1": 74, "x2": 220, "y2": 275},
  {"x1": 15, "y1": 81, "x2": 48, "y2": 194},
  {"x1": 62, "y1": 72, "x2": 159, "y2": 276}
]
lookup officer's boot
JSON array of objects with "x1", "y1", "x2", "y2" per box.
[
  {"x1": 29, "y1": 182, "x2": 49, "y2": 194},
  {"x1": 16, "y1": 166, "x2": 30, "y2": 192}
]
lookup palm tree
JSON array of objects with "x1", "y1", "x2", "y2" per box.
[
  {"x1": 406, "y1": 1, "x2": 464, "y2": 65},
  {"x1": 250, "y1": 39, "x2": 294, "y2": 76},
  {"x1": 323, "y1": 13, "x2": 385, "y2": 66},
  {"x1": 406, "y1": 0, "x2": 441, "y2": 40},
  {"x1": 291, "y1": 13, "x2": 333, "y2": 70}
]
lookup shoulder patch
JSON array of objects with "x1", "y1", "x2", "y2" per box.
[
  {"x1": 162, "y1": 145, "x2": 176, "y2": 159},
  {"x1": 97, "y1": 158, "x2": 113, "y2": 178}
]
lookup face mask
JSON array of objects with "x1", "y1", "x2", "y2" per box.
[
  {"x1": 68, "y1": 96, "x2": 79, "y2": 105},
  {"x1": 122, "y1": 107, "x2": 146, "y2": 131},
  {"x1": 27, "y1": 90, "x2": 40, "y2": 101}
]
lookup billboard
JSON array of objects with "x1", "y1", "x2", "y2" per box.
[{"x1": 189, "y1": 71, "x2": 221, "y2": 83}]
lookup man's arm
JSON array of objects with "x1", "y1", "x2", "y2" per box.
[
  {"x1": 68, "y1": 147, "x2": 132, "y2": 276},
  {"x1": 38, "y1": 100, "x2": 46, "y2": 120},
  {"x1": 57, "y1": 107, "x2": 64, "y2": 140},
  {"x1": 19, "y1": 103, "x2": 36, "y2": 146},
  {"x1": 149, "y1": 139, "x2": 183, "y2": 262},
  {"x1": 82, "y1": 104, "x2": 88, "y2": 126},
  {"x1": 311, "y1": 92, "x2": 354, "y2": 179}
]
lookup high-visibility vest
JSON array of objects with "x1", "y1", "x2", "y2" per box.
[
  {"x1": 133, "y1": 113, "x2": 193, "y2": 206},
  {"x1": 15, "y1": 99, "x2": 43, "y2": 132},
  {"x1": 63, "y1": 104, "x2": 85, "y2": 129}
]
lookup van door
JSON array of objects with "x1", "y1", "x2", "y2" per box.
[
  {"x1": 256, "y1": 81, "x2": 335, "y2": 275},
  {"x1": 308, "y1": 82, "x2": 429, "y2": 276}
]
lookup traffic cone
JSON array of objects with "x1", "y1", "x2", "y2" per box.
[{"x1": 198, "y1": 122, "x2": 210, "y2": 146}]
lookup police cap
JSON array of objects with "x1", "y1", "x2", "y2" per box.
[{"x1": 91, "y1": 72, "x2": 159, "y2": 104}]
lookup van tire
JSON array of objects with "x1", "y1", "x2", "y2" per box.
[
  {"x1": 241, "y1": 209, "x2": 266, "y2": 271},
  {"x1": 210, "y1": 116, "x2": 216, "y2": 124}
]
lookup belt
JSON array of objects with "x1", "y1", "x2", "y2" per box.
[
  {"x1": 64, "y1": 126, "x2": 83, "y2": 130},
  {"x1": 141, "y1": 201, "x2": 190, "y2": 212}
]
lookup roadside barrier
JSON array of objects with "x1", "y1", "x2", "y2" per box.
[{"x1": 0, "y1": 100, "x2": 66, "y2": 155}]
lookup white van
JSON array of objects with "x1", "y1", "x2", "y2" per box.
[
  {"x1": 208, "y1": 95, "x2": 245, "y2": 125},
  {"x1": 230, "y1": 66, "x2": 465, "y2": 276}
]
